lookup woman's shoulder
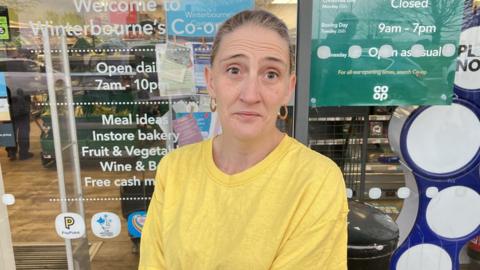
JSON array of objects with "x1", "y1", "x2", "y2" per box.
[
  {"x1": 283, "y1": 137, "x2": 346, "y2": 204},
  {"x1": 285, "y1": 136, "x2": 339, "y2": 171}
]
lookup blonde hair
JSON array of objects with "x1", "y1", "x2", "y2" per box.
[{"x1": 211, "y1": 9, "x2": 294, "y2": 73}]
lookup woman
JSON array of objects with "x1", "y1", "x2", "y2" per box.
[{"x1": 139, "y1": 10, "x2": 348, "y2": 270}]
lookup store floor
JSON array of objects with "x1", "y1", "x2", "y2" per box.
[
  {"x1": 1, "y1": 121, "x2": 478, "y2": 269},
  {"x1": 1, "y1": 121, "x2": 140, "y2": 269}
]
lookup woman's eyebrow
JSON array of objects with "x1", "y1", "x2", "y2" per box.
[
  {"x1": 262, "y1": 56, "x2": 287, "y2": 67},
  {"x1": 219, "y1": 54, "x2": 287, "y2": 68},
  {"x1": 219, "y1": 54, "x2": 247, "y2": 63}
]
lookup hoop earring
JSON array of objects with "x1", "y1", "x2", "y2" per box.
[
  {"x1": 278, "y1": 105, "x2": 288, "y2": 120},
  {"x1": 210, "y1": 97, "x2": 217, "y2": 112}
]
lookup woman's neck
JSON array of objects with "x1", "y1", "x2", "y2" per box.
[{"x1": 212, "y1": 129, "x2": 285, "y2": 175}]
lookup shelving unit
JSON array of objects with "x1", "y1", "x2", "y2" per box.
[
  {"x1": 309, "y1": 137, "x2": 389, "y2": 146},
  {"x1": 308, "y1": 106, "x2": 405, "y2": 200}
]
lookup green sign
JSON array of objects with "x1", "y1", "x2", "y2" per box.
[
  {"x1": 310, "y1": 0, "x2": 463, "y2": 106},
  {"x1": 0, "y1": 15, "x2": 9, "y2": 40}
]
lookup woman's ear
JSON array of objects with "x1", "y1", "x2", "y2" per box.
[
  {"x1": 283, "y1": 73, "x2": 296, "y2": 104},
  {"x1": 204, "y1": 66, "x2": 216, "y2": 98}
]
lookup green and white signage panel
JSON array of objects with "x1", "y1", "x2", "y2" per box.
[
  {"x1": 0, "y1": 7, "x2": 9, "y2": 40},
  {"x1": 0, "y1": 16, "x2": 9, "y2": 40},
  {"x1": 310, "y1": 0, "x2": 463, "y2": 106}
]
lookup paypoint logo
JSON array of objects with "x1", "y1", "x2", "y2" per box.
[
  {"x1": 55, "y1": 213, "x2": 85, "y2": 239},
  {"x1": 64, "y1": 216, "x2": 75, "y2": 229}
]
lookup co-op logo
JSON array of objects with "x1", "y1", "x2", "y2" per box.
[{"x1": 454, "y1": 26, "x2": 480, "y2": 90}]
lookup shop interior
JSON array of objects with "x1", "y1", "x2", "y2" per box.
[{"x1": 0, "y1": 0, "x2": 479, "y2": 269}]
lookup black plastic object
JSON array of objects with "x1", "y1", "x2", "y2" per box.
[
  {"x1": 120, "y1": 182, "x2": 154, "y2": 219},
  {"x1": 348, "y1": 200, "x2": 400, "y2": 270},
  {"x1": 377, "y1": 155, "x2": 400, "y2": 164}
]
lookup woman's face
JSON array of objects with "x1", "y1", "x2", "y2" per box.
[{"x1": 205, "y1": 24, "x2": 296, "y2": 141}]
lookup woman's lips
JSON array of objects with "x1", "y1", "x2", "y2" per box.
[{"x1": 234, "y1": 111, "x2": 261, "y2": 120}]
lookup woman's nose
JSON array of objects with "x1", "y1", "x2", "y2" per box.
[{"x1": 239, "y1": 74, "x2": 261, "y2": 104}]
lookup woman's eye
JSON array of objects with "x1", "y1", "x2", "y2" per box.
[
  {"x1": 266, "y1": 71, "x2": 279, "y2": 80},
  {"x1": 227, "y1": 67, "x2": 240, "y2": 75}
]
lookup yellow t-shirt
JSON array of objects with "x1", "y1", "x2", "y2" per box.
[{"x1": 139, "y1": 135, "x2": 349, "y2": 270}]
